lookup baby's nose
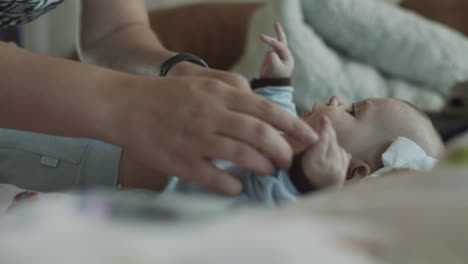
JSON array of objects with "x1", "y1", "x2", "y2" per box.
[
  {"x1": 312, "y1": 101, "x2": 326, "y2": 112},
  {"x1": 328, "y1": 96, "x2": 342, "y2": 106}
]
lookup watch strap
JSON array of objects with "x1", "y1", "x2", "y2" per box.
[{"x1": 159, "y1": 53, "x2": 209, "y2": 76}]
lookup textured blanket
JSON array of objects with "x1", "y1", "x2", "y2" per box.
[
  {"x1": 2, "y1": 133, "x2": 468, "y2": 263},
  {"x1": 231, "y1": 0, "x2": 468, "y2": 112}
]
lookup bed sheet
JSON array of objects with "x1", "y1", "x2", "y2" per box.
[{"x1": 1, "y1": 134, "x2": 467, "y2": 264}]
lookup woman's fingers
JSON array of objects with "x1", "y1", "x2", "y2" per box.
[
  {"x1": 206, "y1": 135, "x2": 276, "y2": 176},
  {"x1": 199, "y1": 69, "x2": 251, "y2": 93},
  {"x1": 218, "y1": 111, "x2": 294, "y2": 169},
  {"x1": 169, "y1": 62, "x2": 251, "y2": 93},
  {"x1": 227, "y1": 92, "x2": 319, "y2": 149},
  {"x1": 109, "y1": 74, "x2": 318, "y2": 195},
  {"x1": 152, "y1": 136, "x2": 246, "y2": 196},
  {"x1": 189, "y1": 160, "x2": 244, "y2": 196}
]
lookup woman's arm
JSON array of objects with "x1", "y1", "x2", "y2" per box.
[
  {"x1": 0, "y1": 42, "x2": 237, "y2": 194},
  {"x1": 1, "y1": 41, "x2": 319, "y2": 195},
  {"x1": 0, "y1": 41, "x2": 117, "y2": 139},
  {"x1": 78, "y1": 0, "x2": 257, "y2": 87},
  {"x1": 79, "y1": 0, "x2": 172, "y2": 76}
]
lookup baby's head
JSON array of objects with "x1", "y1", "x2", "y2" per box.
[{"x1": 300, "y1": 96, "x2": 444, "y2": 180}]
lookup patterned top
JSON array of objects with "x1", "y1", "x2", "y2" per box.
[{"x1": 0, "y1": 0, "x2": 64, "y2": 29}]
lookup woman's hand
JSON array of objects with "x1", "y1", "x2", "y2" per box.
[
  {"x1": 101, "y1": 74, "x2": 318, "y2": 196},
  {"x1": 167, "y1": 60, "x2": 252, "y2": 92},
  {"x1": 259, "y1": 23, "x2": 294, "y2": 79},
  {"x1": 301, "y1": 116, "x2": 351, "y2": 189}
]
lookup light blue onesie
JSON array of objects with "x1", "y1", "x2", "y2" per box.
[{"x1": 164, "y1": 85, "x2": 302, "y2": 206}]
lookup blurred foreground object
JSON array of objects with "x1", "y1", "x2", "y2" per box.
[{"x1": 1, "y1": 135, "x2": 468, "y2": 263}]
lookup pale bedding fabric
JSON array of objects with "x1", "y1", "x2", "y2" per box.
[
  {"x1": 1, "y1": 134, "x2": 468, "y2": 263},
  {"x1": 231, "y1": 0, "x2": 468, "y2": 112},
  {"x1": 1, "y1": 165, "x2": 468, "y2": 263}
]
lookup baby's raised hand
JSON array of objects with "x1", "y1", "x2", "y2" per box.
[
  {"x1": 301, "y1": 116, "x2": 351, "y2": 189},
  {"x1": 259, "y1": 23, "x2": 294, "y2": 79}
]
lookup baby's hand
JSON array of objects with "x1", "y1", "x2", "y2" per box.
[
  {"x1": 301, "y1": 116, "x2": 351, "y2": 189},
  {"x1": 259, "y1": 23, "x2": 294, "y2": 79}
]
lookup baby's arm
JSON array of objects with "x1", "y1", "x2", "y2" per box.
[
  {"x1": 254, "y1": 24, "x2": 348, "y2": 194},
  {"x1": 252, "y1": 23, "x2": 297, "y2": 115},
  {"x1": 258, "y1": 23, "x2": 294, "y2": 79},
  {"x1": 290, "y1": 116, "x2": 351, "y2": 193}
]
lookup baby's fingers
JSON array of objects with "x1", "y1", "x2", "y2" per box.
[
  {"x1": 260, "y1": 34, "x2": 281, "y2": 48},
  {"x1": 268, "y1": 50, "x2": 283, "y2": 63},
  {"x1": 274, "y1": 22, "x2": 288, "y2": 45},
  {"x1": 260, "y1": 34, "x2": 291, "y2": 62},
  {"x1": 320, "y1": 116, "x2": 343, "y2": 157},
  {"x1": 321, "y1": 116, "x2": 338, "y2": 144}
]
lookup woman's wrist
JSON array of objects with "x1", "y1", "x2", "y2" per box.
[
  {"x1": 119, "y1": 149, "x2": 169, "y2": 191},
  {"x1": 83, "y1": 70, "x2": 141, "y2": 144},
  {"x1": 166, "y1": 60, "x2": 204, "y2": 76}
]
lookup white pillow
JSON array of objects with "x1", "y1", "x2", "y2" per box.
[
  {"x1": 381, "y1": 0, "x2": 404, "y2": 4},
  {"x1": 302, "y1": 0, "x2": 468, "y2": 97},
  {"x1": 231, "y1": 0, "x2": 444, "y2": 112}
]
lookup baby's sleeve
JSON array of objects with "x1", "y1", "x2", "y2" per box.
[
  {"x1": 241, "y1": 170, "x2": 301, "y2": 206},
  {"x1": 251, "y1": 78, "x2": 298, "y2": 116}
]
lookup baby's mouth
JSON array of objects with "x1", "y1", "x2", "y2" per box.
[
  {"x1": 303, "y1": 102, "x2": 317, "y2": 116},
  {"x1": 312, "y1": 102, "x2": 317, "y2": 112},
  {"x1": 302, "y1": 109, "x2": 313, "y2": 117},
  {"x1": 301, "y1": 102, "x2": 319, "y2": 117}
]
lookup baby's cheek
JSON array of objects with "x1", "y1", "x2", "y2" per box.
[
  {"x1": 331, "y1": 124, "x2": 356, "y2": 150},
  {"x1": 305, "y1": 112, "x2": 325, "y2": 129},
  {"x1": 304, "y1": 117, "x2": 321, "y2": 132}
]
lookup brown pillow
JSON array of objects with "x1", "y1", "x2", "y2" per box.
[
  {"x1": 402, "y1": 0, "x2": 468, "y2": 36},
  {"x1": 148, "y1": 2, "x2": 264, "y2": 70}
]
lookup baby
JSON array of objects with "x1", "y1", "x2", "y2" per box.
[{"x1": 164, "y1": 23, "x2": 444, "y2": 204}]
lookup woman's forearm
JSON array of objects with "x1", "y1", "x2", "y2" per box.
[
  {"x1": 80, "y1": 23, "x2": 174, "y2": 76},
  {"x1": 79, "y1": 0, "x2": 175, "y2": 76},
  {"x1": 0, "y1": 41, "x2": 124, "y2": 140}
]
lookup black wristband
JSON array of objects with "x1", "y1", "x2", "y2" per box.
[
  {"x1": 250, "y1": 78, "x2": 292, "y2": 90},
  {"x1": 159, "y1": 53, "x2": 209, "y2": 76}
]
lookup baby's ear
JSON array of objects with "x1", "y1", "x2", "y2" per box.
[{"x1": 347, "y1": 160, "x2": 371, "y2": 180}]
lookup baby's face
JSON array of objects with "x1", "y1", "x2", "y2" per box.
[{"x1": 300, "y1": 96, "x2": 428, "y2": 170}]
